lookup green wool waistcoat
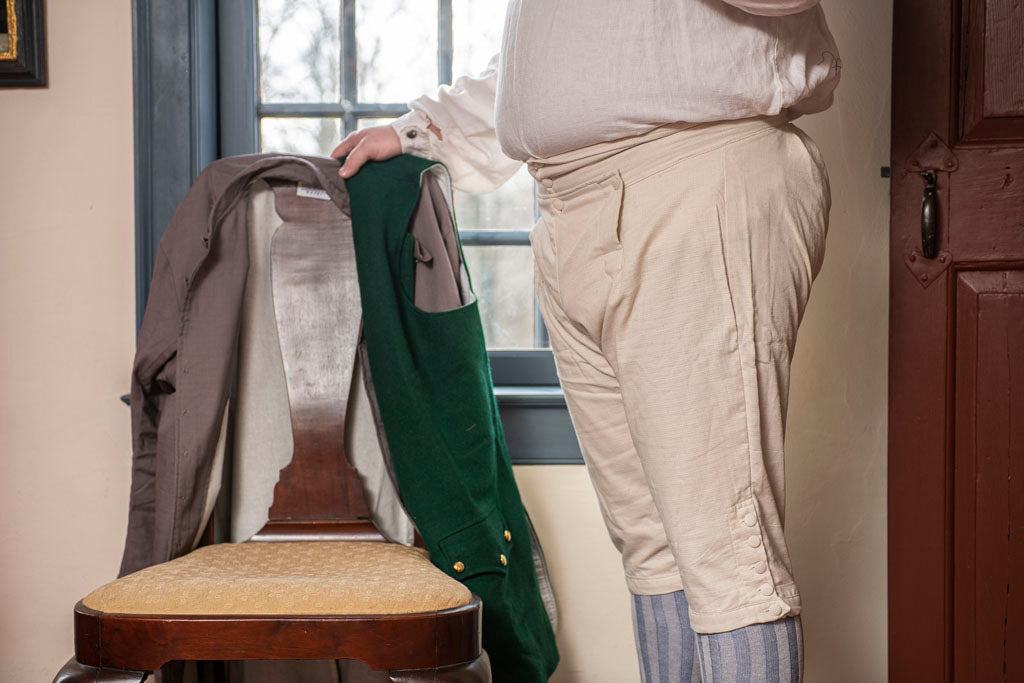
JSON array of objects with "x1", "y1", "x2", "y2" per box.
[{"x1": 344, "y1": 153, "x2": 559, "y2": 682}]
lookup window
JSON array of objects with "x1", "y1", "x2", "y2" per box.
[
  {"x1": 253, "y1": 0, "x2": 547, "y2": 351},
  {"x1": 134, "y1": 0, "x2": 581, "y2": 463}
]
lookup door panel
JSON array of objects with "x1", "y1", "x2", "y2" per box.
[
  {"x1": 890, "y1": 1, "x2": 1024, "y2": 680},
  {"x1": 953, "y1": 271, "x2": 1024, "y2": 682},
  {"x1": 961, "y1": 0, "x2": 1024, "y2": 140}
]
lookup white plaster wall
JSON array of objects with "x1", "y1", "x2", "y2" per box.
[
  {"x1": 785, "y1": 1, "x2": 891, "y2": 680},
  {"x1": 0, "y1": 3, "x2": 136, "y2": 682}
]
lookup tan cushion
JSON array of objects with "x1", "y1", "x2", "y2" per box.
[{"x1": 82, "y1": 541, "x2": 472, "y2": 616}]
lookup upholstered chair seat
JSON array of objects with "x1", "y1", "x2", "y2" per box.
[{"x1": 82, "y1": 541, "x2": 473, "y2": 616}]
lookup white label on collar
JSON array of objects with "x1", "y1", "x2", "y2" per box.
[{"x1": 296, "y1": 185, "x2": 331, "y2": 201}]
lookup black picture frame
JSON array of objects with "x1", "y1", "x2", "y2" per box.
[{"x1": 0, "y1": 0, "x2": 46, "y2": 87}]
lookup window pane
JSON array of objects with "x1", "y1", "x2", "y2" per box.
[
  {"x1": 357, "y1": 0, "x2": 438, "y2": 102},
  {"x1": 462, "y1": 245, "x2": 535, "y2": 349},
  {"x1": 454, "y1": 165, "x2": 536, "y2": 230},
  {"x1": 258, "y1": 0, "x2": 341, "y2": 104},
  {"x1": 261, "y1": 117, "x2": 341, "y2": 156},
  {"x1": 452, "y1": 0, "x2": 507, "y2": 78}
]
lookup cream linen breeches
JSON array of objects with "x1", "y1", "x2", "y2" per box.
[{"x1": 526, "y1": 113, "x2": 830, "y2": 634}]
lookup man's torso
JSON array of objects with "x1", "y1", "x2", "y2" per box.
[{"x1": 494, "y1": 0, "x2": 841, "y2": 160}]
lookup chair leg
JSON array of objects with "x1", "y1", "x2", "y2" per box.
[
  {"x1": 195, "y1": 659, "x2": 229, "y2": 683},
  {"x1": 386, "y1": 652, "x2": 491, "y2": 683},
  {"x1": 53, "y1": 656, "x2": 148, "y2": 683}
]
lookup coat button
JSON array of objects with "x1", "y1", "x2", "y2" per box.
[
  {"x1": 770, "y1": 603, "x2": 784, "y2": 616},
  {"x1": 753, "y1": 561, "x2": 767, "y2": 574},
  {"x1": 553, "y1": 198, "x2": 564, "y2": 211},
  {"x1": 453, "y1": 561, "x2": 465, "y2": 573},
  {"x1": 542, "y1": 178, "x2": 553, "y2": 188},
  {"x1": 759, "y1": 583, "x2": 774, "y2": 596},
  {"x1": 406, "y1": 129, "x2": 418, "y2": 139},
  {"x1": 747, "y1": 535, "x2": 762, "y2": 548},
  {"x1": 504, "y1": 530, "x2": 512, "y2": 542},
  {"x1": 743, "y1": 512, "x2": 757, "y2": 527},
  {"x1": 499, "y1": 554, "x2": 508, "y2": 566}
]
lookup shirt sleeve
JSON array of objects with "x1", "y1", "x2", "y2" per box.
[
  {"x1": 389, "y1": 51, "x2": 522, "y2": 195},
  {"x1": 718, "y1": 0, "x2": 821, "y2": 15}
]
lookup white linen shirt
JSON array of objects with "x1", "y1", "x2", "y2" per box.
[{"x1": 390, "y1": 0, "x2": 840, "y2": 194}]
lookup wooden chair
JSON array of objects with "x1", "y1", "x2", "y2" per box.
[{"x1": 54, "y1": 178, "x2": 491, "y2": 682}]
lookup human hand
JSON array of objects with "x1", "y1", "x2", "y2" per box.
[{"x1": 330, "y1": 124, "x2": 403, "y2": 178}]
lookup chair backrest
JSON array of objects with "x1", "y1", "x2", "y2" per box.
[
  {"x1": 235, "y1": 168, "x2": 469, "y2": 545},
  {"x1": 250, "y1": 182, "x2": 383, "y2": 543}
]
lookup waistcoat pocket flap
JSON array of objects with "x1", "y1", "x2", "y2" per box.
[{"x1": 438, "y1": 506, "x2": 512, "y2": 581}]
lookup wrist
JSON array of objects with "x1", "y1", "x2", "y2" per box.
[{"x1": 390, "y1": 108, "x2": 441, "y2": 157}]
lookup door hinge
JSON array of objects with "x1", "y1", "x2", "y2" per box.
[
  {"x1": 907, "y1": 131, "x2": 959, "y2": 173},
  {"x1": 903, "y1": 248, "x2": 952, "y2": 288}
]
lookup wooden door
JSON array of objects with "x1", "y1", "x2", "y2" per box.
[{"x1": 889, "y1": 1, "x2": 1024, "y2": 680}]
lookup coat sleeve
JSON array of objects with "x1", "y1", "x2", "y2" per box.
[
  {"x1": 389, "y1": 52, "x2": 522, "y2": 195},
  {"x1": 717, "y1": 0, "x2": 821, "y2": 15},
  {"x1": 118, "y1": 245, "x2": 181, "y2": 578}
]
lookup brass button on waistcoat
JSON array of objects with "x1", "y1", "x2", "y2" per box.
[
  {"x1": 504, "y1": 529, "x2": 512, "y2": 542},
  {"x1": 453, "y1": 561, "x2": 465, "y2": 573},
  {"x1": 406, "y1": 129, "x2": 418, "y2": 139},
  {"x1": 499, "y1": 554, "x2": 508, "y2": 566}
]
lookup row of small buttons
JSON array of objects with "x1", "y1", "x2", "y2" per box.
[
  {"x1": 742, "y1": 507, "x2": 785, "y2": 615},
  {"x1": 538, "y1": 177, "x2": 563, "y2": 212}
]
